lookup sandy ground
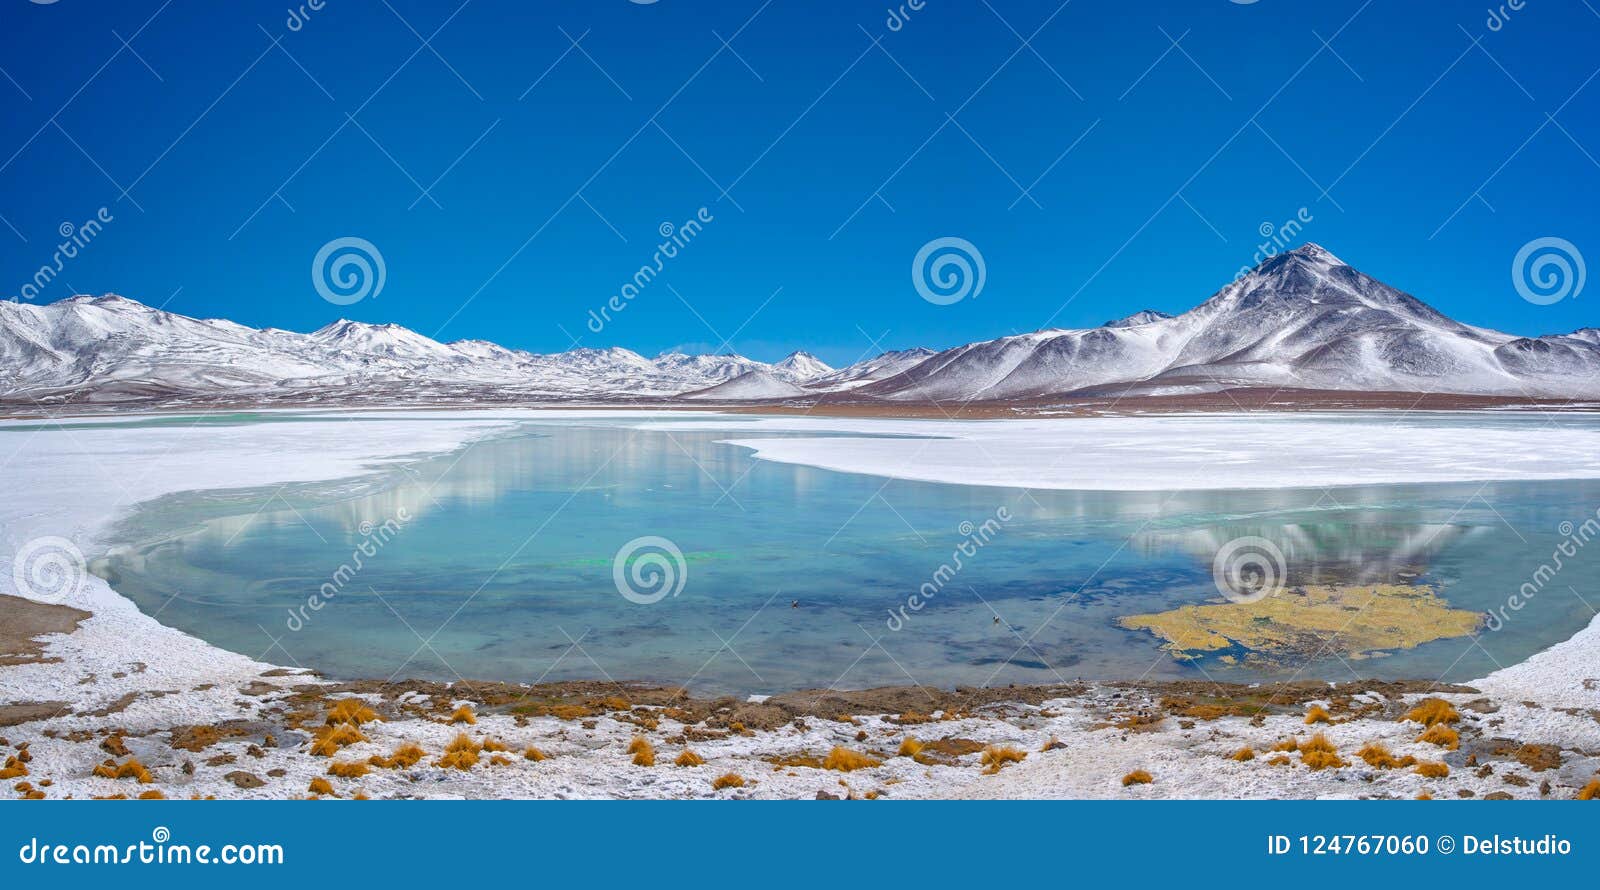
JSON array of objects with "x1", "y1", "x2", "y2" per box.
[{"x1": 0, "y1": 408, "x2": 1597, "y2": 800}]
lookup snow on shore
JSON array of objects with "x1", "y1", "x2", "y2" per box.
[{"x1": 629, "y1": 411, "x2": 1600, "y2": 491}]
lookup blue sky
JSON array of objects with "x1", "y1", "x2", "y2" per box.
[{"x1": 1, "y1": 0, "x2": 1597, "y2": 365}]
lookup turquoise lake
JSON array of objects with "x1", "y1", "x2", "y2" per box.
[{"x1": 90, "y1": 415, "x2": 1600, "y2": 695}]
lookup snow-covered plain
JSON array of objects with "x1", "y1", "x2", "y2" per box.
[
  {"x1": 1, "y1": 408, "x2": 1597, "y2": 800},
  {"x1": 632, "y1": 411, "x2": 1600, "y2": 491}
]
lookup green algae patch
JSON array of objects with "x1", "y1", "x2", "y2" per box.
[{"x1": 1118, "y1": 583, "x2": 1482, "y2": 666}]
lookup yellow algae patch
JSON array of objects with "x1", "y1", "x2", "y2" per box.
[{"x1": 1117, "y1": 583, "x2": 1481, "y2": 665}]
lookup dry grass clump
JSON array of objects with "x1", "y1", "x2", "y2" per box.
[
  {"x1": 1121, "y1": 770, "x2": 1153, "y2": 786},
  {"x1": 1299, "y1": 734, "x2": 1346, "y2": 770},
  {"x1": 0, "y1": 756, "x2": 26, "y2": 780},
  {"x1": 980, "y1": 745, "x2": 1027, "y2": 775},
  {"x1": 711, "y1": 772, "x2": 745, "y2": 790},
  {"x1": 435, "y1": 733, "x2": 482, "y2": 771},
  {"x1": 481, "y1": 737, "x2": 510, "y2": 753},
  {"x1": 136, "y1": 789, "x2": 165, "y2": 800},
  {"x1": 489, "y1": 755, "x2": 513, "y2": 767},
  {"x1": 1301, "y1": 749, "x2": 1347, "y2": 770},
  {"x1": 100, "y1": 733, "x2": 130, "y2": 756},
  {"x1": 1400, "y1": 698, "x2": 1460, "y2": 727},
  {"x1": 326, "y1": 698, "x2": 380, "y2": 726},
  {"x1": 1415, "y1": 792, "x2": 1433, "y2": 800},
  {"x1": 823, "y1": 746, "x2": 882, "y2": 772},
  {"x1": 1304, "y1": 705, "x2": 1333, "y2": 725},
  {"x1": 307, "y1": 777, "x2": 334, "y2": 796},
  {"x1": 1270, "y1": 737, "x2": 1299, "y2": 753},
  {"x1": 897, "y1": 738, "x2": 925, "y2": 758},
  {"x1": 1356, "y1": 743, "x2": 1415, "y2": 770},
  {"x1": 369, "y1": 742, "x2": 426, "y2": 769},
  {"x1": 674, "y1": 750, "x2": 705, "y2": 767},
  {"x1": 310, "y1": 722, "x2": 368, "y2": 757},
  {"x1": 1577, "y1": 778, "x2": 1600, "y2": 801},
  {"x1": 327, "y1": 761, "x2": 370, "y2": 779},
  {"x1": 448, "y1": 704, "x2": 477, "y2": 725},
  {"x1": 524, "y1": 746, "x2": 549, "y2": 762},
  {"x1": 1266, "y1": 755, "x2": 1292, "y2": 767},
  {"x1": 1416, "y1": 724, "x2": 1460, "y2": 750},
  {"x1": 1414, "y1": 761, "x2": 1450, "y2": 778},
  {"x1": 892, "y1": 710, "x2": 933, "y2": 725},
  {"x1": 628, "y1": 737, "x2": 656, "y2": 767},
  {"x1": 92, "y1": 757, "x2": 153, "y2": 784},
  {"x1": 1228, "y1": 747, "x2": 1255, "y2": 762}
]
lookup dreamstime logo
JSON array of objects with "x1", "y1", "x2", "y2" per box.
[
  {"x1": 887, "y1": 505, "x2": 1012, "y2": 630},
  {"x1": 1512, "y1": 237, "x2": 1585, "y2": 305},
  {"x1": 613, "y1": 535, "x2": 687, "y2": 604},
  {"x1": 912, "y1": 236, "x2": 986, "y2": 305},
  {"x1": 8, "y1": 207, "x2": 114, "y2": 303},
  {"x1": 286, "y1": 509, "x2": 410, "y2": 632},
  {"x1": 11, "y1": 536, "x2": 87, "y2": 605},
  {"x1": 1211, "y1": 536, "x2": 1286, "y2": 604},
  {"x1": 312, "y1": 236, "x2": 386, "y2": 305},
  {"x1": 1233, "y1": 207, "x2": 1313, "y2": 280},
  {"x1": 586, "y1": 207, "x2": 713, "y2": 334},
  {"x1": 1486, "y1": 507, "x2": 1600, "y2": 632}
]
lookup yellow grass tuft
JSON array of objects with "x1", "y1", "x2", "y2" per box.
[
  {"x1": 674, "y1": 750, "x2": 705, "y2": 767},
  {"x1": 489, "y1": 755, "x2": 513, "y2": 767},
  {"x1": 307, "y1": 777, "x2": 334, "y2": 796},
  {"x1": 369, "y1": 742, "x2": 426, "y2": 769},
  {"x1": 1301, "y1": 749, "x2": 1347, "y2": 770},
  {"x1": 325, "y1": 698, "x2": 380, "y2": 726},
  {"x1": 92, "y1": 757, "x2": 153, "y2": 784},
  {"x1": 310, "y1": 722, "x2": 367, "y2": 757},
  {"x1": 136, "y1": 789, "x2": 165, "y2": 800},
  {"x1": 1266, "y1": 755, "x2": 1292, "y2": 767},
  {"x1": 435, "y1": 733, "x2": 481, "y2": 771},
  {"x1": 1299, "y1": 733, "x2": 1346, "y2": 769},
  {"x1": 1304, "y1": 705, "x2": 1332, "y2": 725},
  {"x1": 1414, "y1": 761, "x2": 1450, "y2": 778},
  {"x1": 1356, "y1": 742, "x2": 1415, "y2": 769},
  {"x1": 897, "y1": 737, "x2": 925, "y2": 758},
  {"x1": 481, "y1": 737, "x2": 510, "y2": 753},
  {"x1": 1416, "y1": 724, "x2": 1460, "y2": 750},
  {"x1": 1270, "y1": 737, "x2": 1299, "y2": 752},
  {"x1": 0, "y1": 756, "x2": 26, "y2": 780},
  {"x1": 448, "y1": 704, "x2": 477, "y2": 725},
  {"x1": 1228, "y1": 747, "x2": 1255, "y2": 762},
  {"x1": 1415, "y1": 792, "x2": 1433, "y2": 800},
  {"x1": 980, "y1": 745, "x2": 1027, "y2": 775},
  {"x1": 711, "y1": 772, "x2": 745, "y2": 790},
  {"x1": 1577, "y1": 778, "x2": 1600, "y2": 801},
  {"x1": 1121, "y1": 770, "x2": 1153, "y2": 786},
  {"x1": 822, "y1": 746, "x2": 882, "y2": 772},
  {"x1": 1400, "y1": 698, "x2": 1459, "y2": 727},
  {"x1": 523, "y1": 746, "x2": 549, "y2": 762},
  {"x1": 629, "y1": 737, "x2": 656, "y2": 767},
  {"x1": 1300, "y1": 733, "x2": 1337, "y2": 755},
  {"x1": 327, "y1": 761, "x2": 370, "y2": 779}
]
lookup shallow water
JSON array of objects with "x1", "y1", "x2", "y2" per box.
[{"x1": 92, "y1": 415, "x2": 1600, "y2": 695}]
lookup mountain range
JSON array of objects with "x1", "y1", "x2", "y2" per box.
[{"x1": 3, "y1": 244, "x2": 1597, "y2": 408}]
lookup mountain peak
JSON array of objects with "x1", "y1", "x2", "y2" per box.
[{"x1": 1104, "y1": 309, "x2": 1173, "y2": 328}]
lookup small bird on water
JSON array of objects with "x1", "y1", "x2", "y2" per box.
[{"x1": 791, "y1": 600, "x2": 799, "y2": 609}]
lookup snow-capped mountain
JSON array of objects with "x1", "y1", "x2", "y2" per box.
[
  {"x1": 0, "y1": 295, "x2": 834, "y2": 404},
  {"x1": 3, "y1": 244, "x2": 1596, "y2": 407},
  {"x1": 857, "y1": 244, "x2": 1600, "y2": 401},
  {"x1": 770, "y1": 351, "x2": 834, "y2": 382}
]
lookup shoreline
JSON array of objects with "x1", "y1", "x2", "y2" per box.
[{"x1": 1, "y1": 407, "x2": 1598, "y2": 799}]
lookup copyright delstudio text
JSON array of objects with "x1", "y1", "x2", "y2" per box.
[{"x1": 1266, "y1": 833, "x2": 1572, "y2": 857}]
